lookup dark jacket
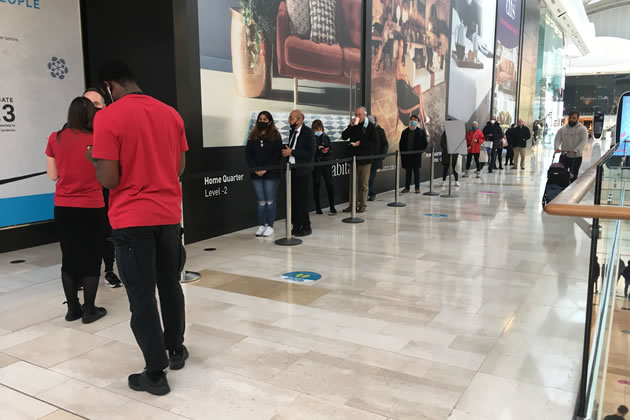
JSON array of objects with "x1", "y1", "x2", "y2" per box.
[
  {"x1": 341, "y1": 121, "x2": 378, "y2": 165},
  {"x1": 373, "y1": 125, "x2": 389, "y2": 169},
  {"x1": 440, "y1": 132, "x2": 458, "y2": 167},
  {"x1": 512, "y1": 125, "x2": 531, "y2": 148},
  {"x1": 245, "y1": 132, "x2": 283, "y2": 179},
  {"x1": 314, "y1": 133, "x2": 333, "y2": 162},
  {"x1": 505, "y1": 126, "x2": 516, "y2": 147},
  {"x1": 483, "y1": 122, "x2": 504, "y2": 149},
  {"x1": 288, "y1": 124, "x2": 316, "y2": 177},
  {"x1": 399, "y1": 127, "x2": 427, "y2": 169}
]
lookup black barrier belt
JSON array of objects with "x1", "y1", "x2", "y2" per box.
[
  {"x1": 399, "y1": 150, "x2": 430, "y2": 156},
  {"x1": 0, "y1": 171, "x2": 47, "y2": 185}
]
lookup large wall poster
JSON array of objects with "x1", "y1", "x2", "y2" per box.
[
  {"x1": 198, "y1": 0, "x2": 362, "y2": 148},
  {"x1": 370, "y1": 0, "x2": 451, "y2": 147},
  {"x1": 0, "y1": 0, "x2": 84, "y2": 228},
  {"x1": 493, "y1": 0, "x2": 522, "y2": 131},
  {"x1": 447, "y1": 0, "x2": 497, "y2": 126}
]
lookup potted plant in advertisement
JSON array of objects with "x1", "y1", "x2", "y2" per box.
[{"x1": 231, "y1": 0, "x2": 279, "y2": 97}]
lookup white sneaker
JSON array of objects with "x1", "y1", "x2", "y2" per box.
[
  {"x1": 255, "y1": 226, "x2": 266, "y2": 237},
  {"x1": 262, "y1": 226, "x2": 274, "y2": 237},
  {"x1": 462, "y1": 171, "x2": 469, "y2": 178},
  {"x1": 455, "y1": 181, "x2": 461, "y2": 187}
]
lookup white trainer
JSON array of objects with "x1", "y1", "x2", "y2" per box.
[
  {"x1": 455, "y1": 181, "x2": 461, "y2": 187},
  {"x1": 263, "y1": 226, "x2": 274, "y2": 237},
  {"x1": 255, "y1": 226, "x2": 266, "y2": 237}
]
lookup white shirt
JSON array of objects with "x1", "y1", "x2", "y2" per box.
[{"x1": 289, "y1": 125, "x2": 302, "y2": 164}]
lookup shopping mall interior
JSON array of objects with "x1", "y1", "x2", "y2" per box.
[{"x1": 1, "y1": 0, "x2": 630, "y2": 419}]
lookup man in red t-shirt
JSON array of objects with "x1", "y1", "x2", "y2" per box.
[{"x1": 90, "y1": 60, "x2": 188, "y2": 396}]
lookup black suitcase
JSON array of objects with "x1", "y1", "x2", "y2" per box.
[{"x1": 542, "y1": 153, "x2": 573, "y2": 207}]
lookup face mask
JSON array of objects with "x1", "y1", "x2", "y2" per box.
[
  {"x1": 490, "y1": 120, "x2": 496, "y2": 124},
  {"x1": 410, "y1": 120, "x2": 418, "y2": 127},
  {"x1": 314, "y1": 131, "x2": 323, "y2": 137},
  {"x1": 568, "y1": 121, "x2": 577, "y2": 127},
  {"x1": 290, "y1": 122, "x2": 298, "y2": 130},
  {"x1": 472, "y1": 125, "x2": 478, "y2": 130},
  {"x1": 363, "y1": 118, "x2": 369, "y2": 129},
  {"x1": 257, "y1": 121, "x2": 269, "y2": 130}
]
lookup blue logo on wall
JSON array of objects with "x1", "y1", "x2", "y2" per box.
[
  {"x1": 281, "y1": 271, "x2": 321, "y2": 283},
  {"x1": 424, "y1": 213, "x2": 448, "y2": 218},
  {"x1": 48, "y1": 57, "x2": 69, "y2": 80}
]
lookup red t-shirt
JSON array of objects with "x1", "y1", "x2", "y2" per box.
[
  {"x1": 45, "y1": 129, "x2": 104, "y2": 208},
  {"x1": 91, "y1": 94, "x2": 188, "y2": 230}
]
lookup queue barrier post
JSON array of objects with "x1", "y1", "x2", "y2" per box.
[
  {"x1": 423, "y1": 148, "x2": 440, "y2": 196},
  {"x1": 388, "y1": 150, "x2": 407, "y2": 207},
  {"x1": 275, "y1": 161, "x2": 303, "y2": 246},
  {"x1": 440, "y1": 155, "x2": 459, "y2": 198},
  {"x1": 342, "y1": 155, "x2": 364, "y2": 224}
]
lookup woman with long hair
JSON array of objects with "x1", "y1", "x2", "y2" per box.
[
  {"x1": 45, "y1": 97, "x2": 107, "y2": 324},
  {"x1": 245, "y1": 111, "x2": 283, "y2": 237}
]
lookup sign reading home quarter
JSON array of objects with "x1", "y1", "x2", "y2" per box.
[{"x1": 281, "y1": 271, "x2": 321, "y2": 283}]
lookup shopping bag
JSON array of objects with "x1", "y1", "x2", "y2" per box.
[{"x1": 479, "y1": 148, "x2": 488, "y2": 163}]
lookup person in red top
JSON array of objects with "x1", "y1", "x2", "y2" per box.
[
  {"x1": 46, "y1": 97, "x2": 108, "y2": 325},
  {"x1": 463, "y1": 121, "x2": 485, "y2": 178},
  {"x1": 89, "y1": 60, "x2": 188, "y2": 397}
]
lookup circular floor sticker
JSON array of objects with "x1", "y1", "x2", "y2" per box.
[
  {"x1": 281, "y1": 271, "x2": 321, "y2": 283},
  {"x1": 424, "y1": 213, "x2": 448, "y2": 218}
]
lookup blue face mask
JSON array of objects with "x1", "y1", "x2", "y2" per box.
[
  {"x1": 472, "y1": 125, "x2": 478, "y2": 130},
  {"x1": 314, "y1": 131, "x2": 323, "y2": 137},
  {"x1": 410, "y1": 120, "x2": 418, "y2": 127},
  {"x1": 363, "y1": 118, "x2": 369, "y2": 129}
]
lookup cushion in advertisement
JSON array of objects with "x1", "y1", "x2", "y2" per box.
[
  {"x1": 287, "y1": 0, "x2": 311, "y2": 39},
  {"x1": 309, "y1": 0, "x2": 337, "y2": 45}
]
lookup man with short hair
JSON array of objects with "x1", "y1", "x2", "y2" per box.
[
  {"x1": 282, "y1": 110, "x2": 316, "y2": 236},
  {"x1": 82, "y1": 88, "x2": 121, "y2": 289},
  {"x1": 512, "y1": 118, "x2": 531, "y2": 170},
  {"x1": 399, "y1": 114, "x2": 427, "y2": 193},
  {"x1": 342, "y1": 106, "x2": 377, "y2": 212},
  {"x1": 368, "y1": 115, "x2": 389, "y2": 201},
  {"x1": 604, "y1": 405, "x2": 629, "y2": 420},
  {"x1": 90, "y1": 60, "x2": 188, "y2": 396},
  {"x1": 482, "y1": 116, "x2": 504, "y2": 173},
  {"x1": 555, "y1": 111, "x2": 588, "y2": 180}
]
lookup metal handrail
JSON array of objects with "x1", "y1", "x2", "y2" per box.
[{"x1": 544, "y1": 148, "x2": 628, "y2": 219}]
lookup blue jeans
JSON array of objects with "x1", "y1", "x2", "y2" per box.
[{"x1": 252, "y1": 178, "x2": 280, "y2": 227}]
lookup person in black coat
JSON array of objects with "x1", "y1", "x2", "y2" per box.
[
  {"x1": 504, "y1": 124, "x2": 516, "y2": 167},
  {"x1": 282, "y1": 110, "x2": 316, "y2": 236},
  {"x1": 399, "y1": 114, "x2": 428, "y2": 193},
  {"x1": 311, "y1": 119, "x2": 336, "y2": 214},
  {"x1": 368, "y1": 115, "x2": 389, "y2": 201},
  {"x1": 245, "y1": 111, "x2": 283, "y2": 237},
  {"x1": 482, "y1": 116, "x2": 504, "y2": 173},
  {"x1": 512, "y1": 119, "x2": 531, "y2": 170},
  {"x1": 341, "y1": 106, "x2": 377, "y2": 213}
]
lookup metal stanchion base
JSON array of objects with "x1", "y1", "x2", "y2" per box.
[
  {"x1": 342, "y1": 217, "x2": 365, "y2": 223},
  {"x1": 275, "y1": 237, "x2": 303, "y2": 246},
  {"x1": 440, "y1": 193, "x2": 459, "y2": 198},
  {"x1": 387, "y1": 202, "x2": 407, "y2": 207},
  {"x1": 180, "y1": 270, "x2": 201, "y2": 284},
  {"x1": 423, "y1": 191, "x2": 440, "y2": 196}
]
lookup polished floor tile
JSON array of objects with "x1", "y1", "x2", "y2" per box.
[
  {"x1": 0, "y1": 384, "x2": 57, "y2": 419},
  {"x1": 272, "y1": 394, "x2": 386, "y2": 420}
]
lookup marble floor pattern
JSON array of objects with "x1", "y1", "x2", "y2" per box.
[{"x1": 0, "y1": 144, "x2": 600, "y2": 419}]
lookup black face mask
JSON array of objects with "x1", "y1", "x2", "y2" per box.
[
  {"x1": 568, "y1": 121, "x2": 577, "y2": 127},
  {"x1": 257, "y1": 121, "x2": 269, "y2": 130},
  {"x1": 290, "y1": 122, "x2": 298, "y2": 130}
]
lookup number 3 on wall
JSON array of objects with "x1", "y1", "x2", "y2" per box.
[{"x1": 2, "y1": 105, "x2": 15, "y2": 123}]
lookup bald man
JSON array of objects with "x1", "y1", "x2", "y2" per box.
[{"x1": 282, "y1": 110, "x2": 316, "y2": 236}]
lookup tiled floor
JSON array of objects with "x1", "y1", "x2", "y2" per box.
[{"x1": 0, "y1": 142, "x2": 600, "y2": 419}]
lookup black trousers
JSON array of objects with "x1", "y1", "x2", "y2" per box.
[
  {"x1": 489, "y1": 147, "x2": 503, "y2": 171},
  {"x1": 405, "y1": 166, "x2": 420, "y2": 189},
  {"x1": 103, "y1": 189, "x2": 115, "y2": 272},
  {"x1": 466, "y1": 153, "x2": 480, "y2": 171},
  {"x1": 313, "y1": 165, "x2": 334, "y2": 211},
  {"x1": 442, "y1": 158, "x2": 459, "y2": 181},
  {"x1": 505, "y1": 146, "x2": 514, "y2": 165},
  {"x1": 559, "y1": 155, "x2": 583, "y2": 181},
  {"x1": 112, "y1": 224, "x2": 186, "y2": 373},
  {"x1": 292, "y1": 173, "x2": 310, "y2": 231}
]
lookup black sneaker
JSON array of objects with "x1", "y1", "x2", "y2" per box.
[
  {"x1": 64, "y1": 300, "x2": 83, "y2": 322},
  {"x1": 330, "y1": 207, "x2": 337, "y2": 214},
  {"x1": 128, "y1": 371, "x2": 170, "y2": 396},
  {"x1": 295, "y1": 228, "x2": 312, "y2": 237},
  {"x1": 82, "y1": 305, "x2": 107, "y2": 324},
  {"x1": 316, "y1": 208, "x2": 323, "y2": 215},
  {"x1": 105, "y1": 272, "x2": 122, "y2": 288},
  {"x1": 169, "y1": 345, "x2": 189, "y2": 370}
]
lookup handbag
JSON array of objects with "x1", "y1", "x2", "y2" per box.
[
  {"x1": 502, "y1": 137, "x2": 508, "y2": 147},
  {"x1": 479, "y1": 147, "x2": 488, "y2": 163}
]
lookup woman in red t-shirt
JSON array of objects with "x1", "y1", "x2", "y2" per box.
[{"x1": 45, "y1": 97, "x2": 107, "y2": 324}]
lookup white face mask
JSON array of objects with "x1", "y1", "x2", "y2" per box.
[{"x1": 490, "y1": 120, "x2": 496, "y2": 124}]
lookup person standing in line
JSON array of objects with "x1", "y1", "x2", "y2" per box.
[
  {"x1": 368, "y1": 115, "x2": 389, "y2": 201},
  {"x1": 592, "y1": 255, "x2": 600, "y2": 294},
  {"x1": 604, "y1": 405, "x2": 628, "y2": 420},
  {"x1": 83, "y1": 88, "x2": 122, "y2": 288},
  {"x1": 281, "y1": 110, "x2": 316, "y2": 236},
  {"x1": 342, "y1": 106, "x2": 377, "y2": 213},
  {"x1": 464, "y1": 121, "x2": 484, "y2": 178},
  {"x1": 245, "y1": 111, "x2": 283, "y2": 237},
  {"x1": 555, "y1": 111, "x2": 588, "y2": 180},
  {"x1": 440, "y1": 130, "x2": 460, "y2": 186},
  {"x1": 622, "y1": 261, "x2": 630, "y2": 298},
  {"x1": 512, "y1": 119, "x2": 531, "y2": 170},
  {"x1": 90, "y1": 60, "x2": 188, "y2": 396},
  {"x1": 311, "y1": 119, "x2": 336, "y2": 214},
  {"x1": 483, "y1": 116, "x2": 504, "y2": 173},
  {"x1": 399, "y1": 114, "x2": 427, "y2": 193},
  {"x1": 46, "y1": 97, "x2": 107, "y2": 324},
  {"x1": 504, "y1": 123, "x2": 515, "y2": 167}
]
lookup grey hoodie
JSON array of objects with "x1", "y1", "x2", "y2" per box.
[{"x1": 554, "y1": 122, "x2": 588, "y2": 157}]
